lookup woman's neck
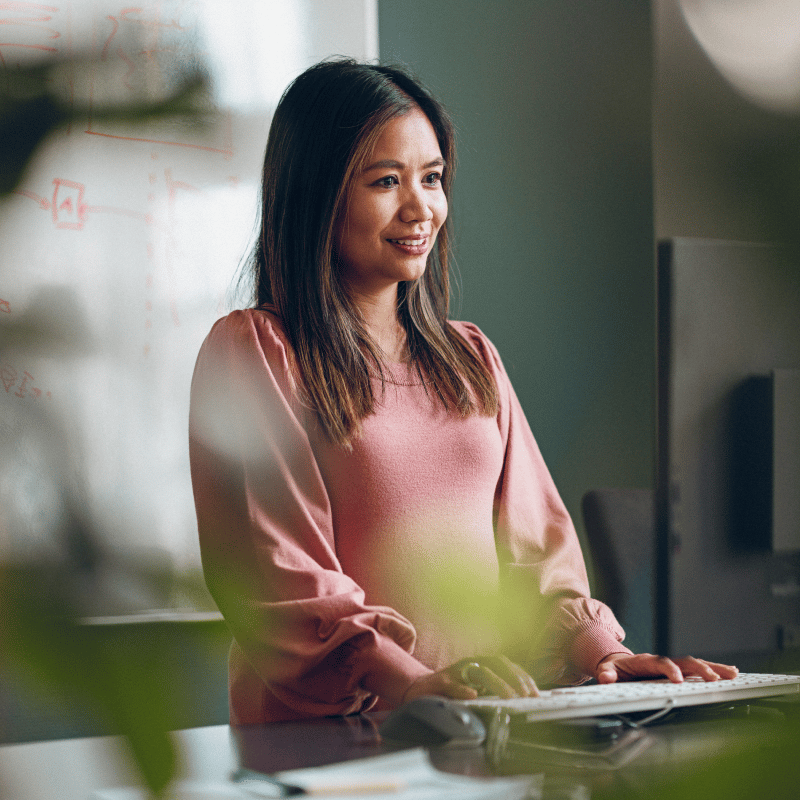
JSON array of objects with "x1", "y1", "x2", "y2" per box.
[{"x1": 350, "y1": 286, "x2": 407, "y2": 363}]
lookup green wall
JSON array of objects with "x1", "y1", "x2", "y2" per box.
[{"x1": 379, "y1": 0, "x2": 655, "y2": 566}]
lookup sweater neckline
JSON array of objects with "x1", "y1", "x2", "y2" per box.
[{"x1": 371, "y1": 360, "x2": 427, "y2": 387}]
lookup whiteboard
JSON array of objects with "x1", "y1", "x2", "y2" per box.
[{"x1": 0, "y1": 1, "x2": 377, "y2": 595}]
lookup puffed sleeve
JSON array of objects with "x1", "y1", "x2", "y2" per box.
[
  {"x1": 452, "y1": 322, "x2": 632, "y2": 685},
  {"x1": 189, "y1": 310, "x2": 431, "y2": 720}
]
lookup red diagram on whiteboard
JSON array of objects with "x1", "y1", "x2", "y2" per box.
[
  {"x1": 87, "y1": 5, "x2": 233, "y2": 156},
  {"x1": 51, "y1": 179, "x2": 87, "y2": 229},
  {"x1": 14, "y1": 178, "x2": 149, "y2": 230},
  {"x1": 0, "y1": 2, "x2": 62, "y2": 64},
  {"x1": 1, "y1": 363, "x2": 50, "y2": 401}
]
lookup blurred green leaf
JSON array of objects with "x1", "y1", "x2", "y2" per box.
[
  {"x1": 594, "y1": 711, "x2": 800, "y2": 800},
  {"x1": 1, "y1": 59, "x2": 208, "y2": 197},
  {"x1": 1, "y1": 50, "x2": 210, "y2": 797},
  {"x1": 2, "y1": 562, "x2": 174, "y2": 794}
]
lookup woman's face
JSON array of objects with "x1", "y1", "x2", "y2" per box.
[{"x1": 335, "y1": 108, "x2": 448, "y2": 300}]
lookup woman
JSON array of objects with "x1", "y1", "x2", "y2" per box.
[{"x1": 189, "y1": 58, "x2": 736, "y2": 725}]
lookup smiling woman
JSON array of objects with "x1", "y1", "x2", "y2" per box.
[
  {"x1": 238, "y1": 59, "x2": 496, "y2": 447},
  {"x1": 188, "y1": 58, "x2": 737, "y2": 727},
  {"x1": 335, "y1": 109, "x2": 448, "y2": 357}
]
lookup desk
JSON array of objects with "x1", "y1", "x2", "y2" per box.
[
  {"x1": 234, "y1": 707, "x2": 799, "y2": 799},
  {"x1": 1, "y1": 707, "x2": 797, "y2": 800},
  {"x1": 0, "y1": 726, "x2": 236, "y2": 800}
]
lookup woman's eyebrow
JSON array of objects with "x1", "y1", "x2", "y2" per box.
[{"x1": 363, "y1": 157, "x2": 446, "y2": 172}]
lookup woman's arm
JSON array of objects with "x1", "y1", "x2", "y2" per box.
[
  {"x1": 189, "y1": 310, "x2": 431, "y2": 718},
  {"x1": 453, "y1": 322, "x2": 739, "y2": 686},
  {"x1": 451, "y1": 322, "x2": 632, "y2": 684}
]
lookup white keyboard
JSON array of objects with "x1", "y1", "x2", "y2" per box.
[{"x1": 463, "y1": 673, "x2": 800, "y2": 722}]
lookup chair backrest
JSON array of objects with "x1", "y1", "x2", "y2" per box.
[{"x1": 581, "y1": 488, "x2": 655, "y2": 655}]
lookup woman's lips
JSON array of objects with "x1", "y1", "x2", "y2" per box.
[{"x1": 387, "y1": 236, "x2": 428, "y2": 255}]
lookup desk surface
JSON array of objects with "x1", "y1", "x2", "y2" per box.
[{"x1": 1, "y1": 705, "x2": 798, "y2": 800}]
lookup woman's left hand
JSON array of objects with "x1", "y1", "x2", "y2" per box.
[{"x1": 594, "y1": 652, "x2": 739, "y2": 684}]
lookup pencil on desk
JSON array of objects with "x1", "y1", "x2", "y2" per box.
[
  {"x1": 232, "y1": 767, "x2": 406, "y2": 796},
  {"x1": 302, "y1": 781, "x2": 406, "y2": 795}
]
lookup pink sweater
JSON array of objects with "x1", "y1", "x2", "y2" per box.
[{"x1": 189, "y1": 309, "x2": 630, "y2": 724}]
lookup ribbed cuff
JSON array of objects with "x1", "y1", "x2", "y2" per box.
[{"x1": 569, "y1": 620, "x2": 633, "y2": 678}]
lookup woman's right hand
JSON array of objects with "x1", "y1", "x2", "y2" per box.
[{"x1": 402, "y1": 655, "x2": 539, "y2": 704}]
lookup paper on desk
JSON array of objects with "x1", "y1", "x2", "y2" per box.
[
  {"x1": 271, "y1": 747, "x2": 535, "y2": 798},
  {"x1": 90, "y1": 785, "x2": 240, "y2": 800},
  {"x1": 90, "y1": 748, "x2": 537, "y2": 800}
]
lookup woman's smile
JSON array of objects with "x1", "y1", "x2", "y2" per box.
[{"x1": 386, "y1": 235, "x2": 429, "y2": 255}]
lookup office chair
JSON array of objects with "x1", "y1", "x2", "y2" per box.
[{"x1": 581, "y1": 488, "x2": 655, "y2": 655}]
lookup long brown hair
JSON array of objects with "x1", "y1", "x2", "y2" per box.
[{"x1": 248, "y1": 58, "x2": 498, "y2": 445}]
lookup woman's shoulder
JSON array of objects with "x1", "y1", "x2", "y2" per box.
[
  {"x1": 448, "y1": 319, "x2": 504, "y2": 373},
  {"x1": 205, "y1": 306, "x2": 289, "y2": 352},
  {"x1": 198, "y1": 306, "x2": 296, "y2": 382}
]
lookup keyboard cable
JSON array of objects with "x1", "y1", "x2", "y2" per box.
[{"x1": 614, "y1": 699, "x2": 676, "y2": 729}]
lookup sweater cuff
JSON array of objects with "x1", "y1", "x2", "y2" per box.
[
  {"x1": 359, "y1": 635, "x2": 433, "y2": 708},
  {"x1": 569, "y1": 620, "x2": 633, "y2": 678}
]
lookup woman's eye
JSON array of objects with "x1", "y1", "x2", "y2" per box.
[
  {"x1": 424, "y1": 172, "x2": 443, "y2": 186},
  {"x1": 374, "y1": 175, "x2": 398, "y2": 188}
]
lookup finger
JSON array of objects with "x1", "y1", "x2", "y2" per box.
[
  {"x1": 613, "y1": 654, "x2": 684, "y2": 683},
  {"x1": 493, "y1": 656, "x2": 539, "y2": 697},
  {"x1": 703, "y1": 661, "x2": 739, "y2": 680},
  {"x1": 656, "y1": 656, "x2": 685, "y2": 683},
  {"x1": 403, "y1": 671, "x2": 479, "y2": 704},
  {"x1": 463, "y1": 664, "x2": 516, "y2": 699},
  {"x1": 503, "y1": 664, "x2": 538, "y2": 697},
  {"x1": 442, "y1": 681, "x2": 479, "y2": 700},
  {"x1": 674, "y1": 657, "x2": 738, "y2": 682},
  {"x1": 451, "y1": 656, "x2": 538, "y2": 697},
  {"x1": 514, "y1": 666, "x2": 540, "y2": 697},
  {"x1": 676, "y1": 657, "x2": 722, "y2": 681},
  {"x1": 596, "y1": 662, "x2": 619, "y2": 684}
]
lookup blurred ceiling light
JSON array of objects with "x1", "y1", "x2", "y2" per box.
[{"x1": 680, "y1": 0, "x2": 800, "y2": 113}]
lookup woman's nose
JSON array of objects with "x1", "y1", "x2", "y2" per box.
[{"x1": 399, "y1": 188, "x2": 434, "y2": 223}]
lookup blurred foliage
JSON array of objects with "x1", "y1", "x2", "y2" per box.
[
  {"x1": 0, "y1": 58, "x2": 208, "y2": 197},
  {"x1": 1, "y1": 560, "x2": 178, "y2": 791},
  {"x1": 593, "y1": 711, "x2": 800, "y2": 800},
  {"x1": 0, "y1": 54, "x2": 212, "y2": 798}
]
